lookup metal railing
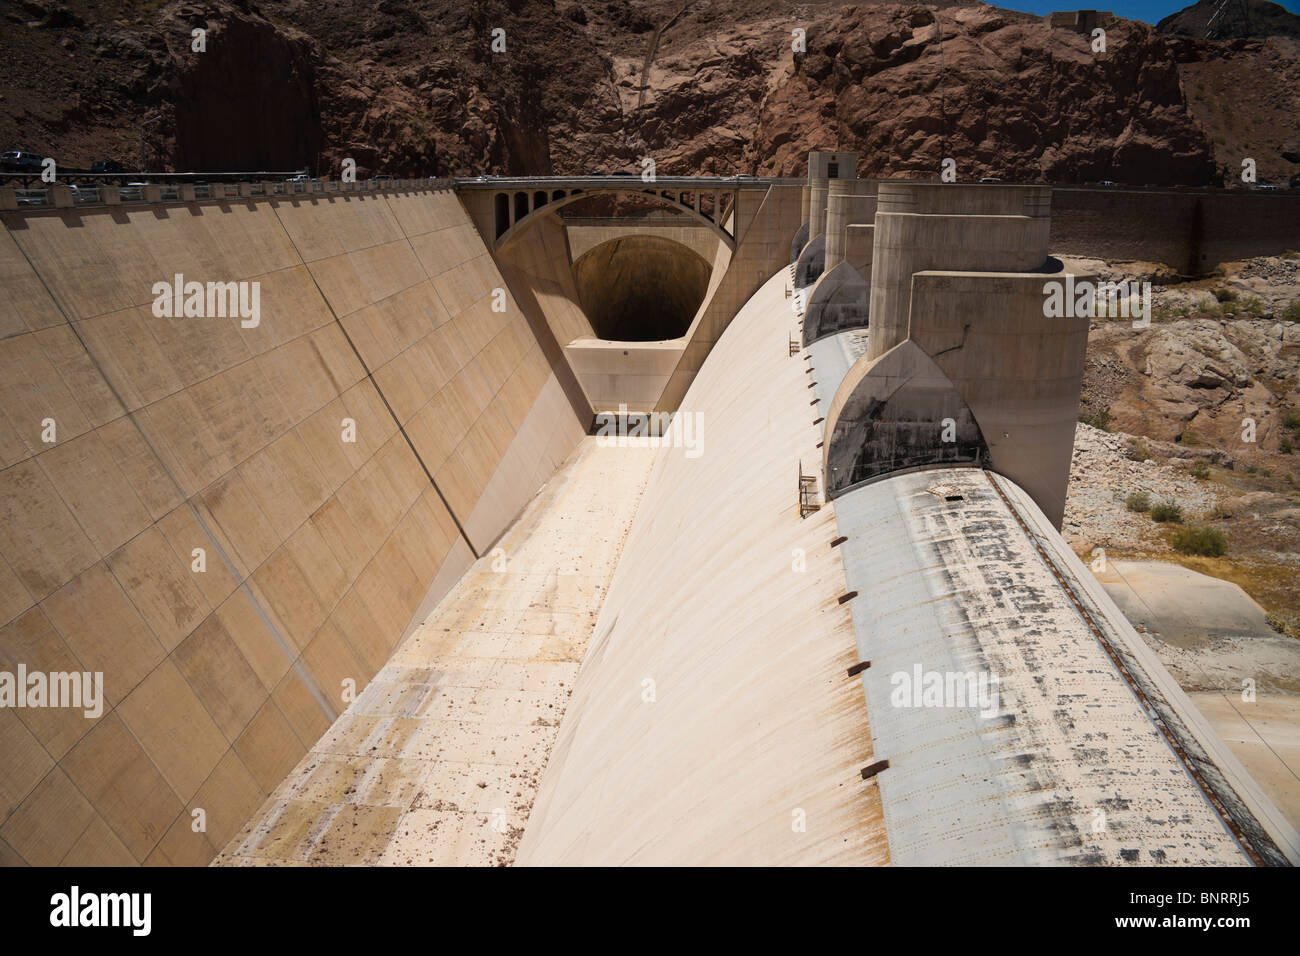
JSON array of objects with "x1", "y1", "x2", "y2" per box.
[{"x1": 798, "y1": 462, "x2": 821, "y2": 518}]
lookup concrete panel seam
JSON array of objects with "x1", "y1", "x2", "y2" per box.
[
  {"x1": 271, "y1": 201, "x2": 479, "y2": 560},
  {"x1": 0, "y1": 216, "x2": 340, "y2": 730}
]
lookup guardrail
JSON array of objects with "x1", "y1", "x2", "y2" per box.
[{"x1": 0, "y1": 178, "x2": 460, "y2": 211}]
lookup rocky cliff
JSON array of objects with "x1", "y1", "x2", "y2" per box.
[{"x1": 2, "y1": 0, "x2": 1298, "y2": 186}]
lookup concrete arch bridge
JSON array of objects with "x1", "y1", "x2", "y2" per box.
[{"x1": 457, "y1": 176, "x2": 803, "y2": 416}]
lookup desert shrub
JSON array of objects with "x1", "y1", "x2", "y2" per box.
[
  {"x1": 1188, "y1": 460, "x2": 1210, "y2": 479},
  {"x1": 1127, "y1": 440, "x2": 1150, "y2": 462},
  {"x1": 1283, "y1": 250, "x2": 1300, "y2": 260},
  {"x1": 1079, "y1": 409, "x2": 1112, "y2": 431},
  {"x1": 1213, "y1": 287, "x2": 1237, "y2": 303},
  {"x1": 1281, "y1": 408, "x2": 1300, "y2": 431},
  {"x1": 1281, "y1": 438, "x2": 1294, "y2": 455},
  {"x1": 1150, "y1": 500, "x2": 1183, "y2": 523},
  {"x1": 1206, "y1": 502, "x2": 1232, "y2": 520},
  {"x1": 1239, "y1": 296, "x2": 1264, "y2": 315},
  {"x1": 1178, "y1": 427, "x2": 1204, "y2": 447},
  {"x1": 1282, "y1": 301, "x2": 1300, "y2": 323},
  {"x1": 1125, "y1": 491, "x2": 1151, "y2": 512},
  {"x1": 1172, "y1": 526, "x2": 1226, "y2": 557},
  {"x1": 1266, "y1": 611, "x2": 1300, "y2": 639}
]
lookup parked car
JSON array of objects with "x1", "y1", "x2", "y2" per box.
[
  {"x1": 117, "y1": 182, "x2": 150, "y2": 201},
  {"x1": 979, "y1": 177, "x2": 1001, "y2": 183},
  {"x1": 1098, "y1": 180, "x2": 1117, "y2": 187},
  {"x1": 90, "y1": 160, "x2": 125, "y2": 173},
  {"x1": 2, "y1": 150, "x2": 45, "y2": 170}
]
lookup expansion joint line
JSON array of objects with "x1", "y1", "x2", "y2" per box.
[
  {"x1": 1, "y1": 214, "x2": 338, "y2": 724},
  {"x1": 983, "y1": 470, "x2": 1272, "y2": 867},
  {"x1": 270, "y1": 200, "x2": 479, "y2": 560}
]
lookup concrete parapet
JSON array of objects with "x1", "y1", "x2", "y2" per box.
[
  {"x1": 50, "y1": 185, "x2": 74, "y2": 208},
  {"x1": 0, "y1": 185, "x2": 16, "y2": 210}
]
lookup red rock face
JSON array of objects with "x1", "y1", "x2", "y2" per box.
[
  {"x1": 747, "y1": 6, "x2": 1216, "y2": 184},
  {"x1": 1, "y1": 0, "x2": 1296, "y2": 185}
]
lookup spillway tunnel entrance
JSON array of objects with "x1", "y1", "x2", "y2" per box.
[{"x1": 570, "y1": 234, "x2": 711, "y2": 341}]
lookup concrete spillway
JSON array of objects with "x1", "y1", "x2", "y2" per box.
[
  {"x1": 1, "y1": 176, "x2": 1295, "y2": 867},
  {"x1": 516, "y1": 266, "x2": 1298, "y2": 866}
]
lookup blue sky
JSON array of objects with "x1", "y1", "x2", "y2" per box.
[{"x1": 992, "y1": 0, "x2": 1298, "y2": 26}]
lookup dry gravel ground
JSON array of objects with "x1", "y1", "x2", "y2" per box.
[
  {"x1": 1063, "y1": 423, "x2": 1222, "y2": 547},
  {"x1": 1064, "y1": 421, "x2": 1300, "y2": 830}
]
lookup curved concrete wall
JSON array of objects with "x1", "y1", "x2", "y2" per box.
[
  {"x1": 801, "y1": 261, "x2": 870, "y2": 346},
  {"x1": 824, "y1": 270, "x2": 1088, "y2": 525},
  {"x1": 825, "y1": 180, "x2": 876, "y2": 271},
  {"x1": 0, "y1": 187, "x2": 584, "y2": 865},
  {"x1": 654, "y1": 184, "x2": 803, "y2": 412},
  {"x1": 834, "y1": 466, "x2": 1297, "y2": 865},
  {"x1": 905, "y1": 270, "x2": 1088, "y2": 525},
  {"x1": 493, "y1": 213, "x2": 596, "y2": 353},
  {"x1": 822, "y1": 341, "x2": 987, "y2": 491},
  {"x1": 794, "y1": 233, "x2": 827, "y2": 288},
  {"x1": 565, "y1": 221, "x2": 719, "y2": 265},
  {"x1": 518, "y1": 269, "x2": 890, "y2": 865},
  {"x1": 808, "y1": 179, "x2": 829, "y2": 240},
  {"x1": 570, "y1": 236, "x2": 711, "y2": 341}
]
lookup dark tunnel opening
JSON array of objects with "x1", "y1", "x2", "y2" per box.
[{"x1": 570, "y1": 236, "x2": 712, "y2": 341}]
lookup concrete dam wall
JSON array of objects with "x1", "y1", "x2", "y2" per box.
[
  {"x1": 3, "y1": 168, "x2": 1296, "y2": 869},
  {"x1": 1049, "y1": 187, "x2": 1300, "y2": 273},
  {"x1": 0, "y1": 186, "x2": 584, "y2": 865}
]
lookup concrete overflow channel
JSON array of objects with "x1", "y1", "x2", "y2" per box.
[{"x1": 0, "y1": 158, "x2": 1296, "y2": 866}]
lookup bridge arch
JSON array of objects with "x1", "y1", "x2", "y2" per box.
[{"x1": 493, "y1": 186, "x2": 737, "y2": 251}]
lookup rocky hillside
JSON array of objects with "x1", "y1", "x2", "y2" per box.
[
  {"x1": 1071, "y1": 253, "x2": 1300, "y2": 451},
  {"x1": 2, "y1": 0, "x2": 1298, "y2": 186},
  {"x1": 1064, "y1": 253, "x2": 1300, "y2": 641},
  {"x1": 1158, "y1": 0, "x2": 1300, "y2": 40}
]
